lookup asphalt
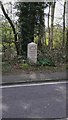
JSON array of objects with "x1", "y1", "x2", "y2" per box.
[
  {"x1": 2, "y1": 82, "x2": 67, "y2": 118},
  {"x1": 1, "y1": 71, "x2": 68, "y2": 85}
]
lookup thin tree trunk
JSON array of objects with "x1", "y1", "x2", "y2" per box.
[
  {"x1": 48, "y1": 4, "x2": 50, "y2": 48},
  {"x1": 0, "y1": 2, "x2": 19, "y2": 55},
  {"x1": 66, "y1": 28, "x2": 68, "y2": 62},
  {"x1": 50, "y1": 2, "x2": 56, "y2": 50},
  {"x1": 62, "y1": 2, "x2": 66, "y2": 48}
]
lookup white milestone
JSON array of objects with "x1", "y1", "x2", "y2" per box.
[{"x1": 27, "y1": 42, "x2": 37, "y2": 63}]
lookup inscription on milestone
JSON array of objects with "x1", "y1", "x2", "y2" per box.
[{"x1": 27, "y1": 42, "x2": 37, "y2": 63}]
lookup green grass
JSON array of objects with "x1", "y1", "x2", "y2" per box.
[{"x1": 20, "y1": 63, "x2": 29, "y2": 70}]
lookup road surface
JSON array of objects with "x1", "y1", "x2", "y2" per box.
[{"x1": 1, "y1": 81, "x2": 68, "y2": 118}]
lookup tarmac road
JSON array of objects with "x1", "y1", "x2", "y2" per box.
[{"x1": 1, "y1": 81, "x2": 68, "y2": 119}]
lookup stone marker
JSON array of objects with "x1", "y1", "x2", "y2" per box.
[{"x1": 27, "y1": 42, "x2": 37, "y2": 63}]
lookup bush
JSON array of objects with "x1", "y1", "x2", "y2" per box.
[
  {"x1": 37, "y1": 57, "x2": 55, "y2": 66},
  {"x1": 2, "y1": 62, "x2": 12, "y2": 73},
  {"x1": 37, "y1": 47, "x2": 66, "y2": 66}
]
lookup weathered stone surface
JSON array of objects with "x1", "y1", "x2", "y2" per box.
[{"x1": 27, "y1": 42, "x2": 37, "y2": 63}]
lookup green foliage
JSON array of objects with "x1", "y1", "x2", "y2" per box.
[
  {"x1": 1, "y1": 21, "x2": 14, "y2": 43},
  {"x1": 2, "y1": 62, "x2": 12, "y2": 73},
  {"x1": 0, "y1": 21, "x2": 17, "y2": 61},
  {"x1": 37, "y1": 57, "x2": 55, "y2": 66},
  {"x1": 34, "y1": 36, "x2": 38, "y2": 43},
  {"x1": 45, "y1": 25, "x2": 66, "y2": 49},
  {"x1": 20, "y1": 63, "x2": 29, "y2": 70},
  {"x1": 37, "y1": 44, "x2": 66, "y2": 66},
  {"x1": 53, "y1": 27, "x2": 63, "y2": 48},
  {"x1": 37, "y1": 47, "x2": 55, "y2": 66},
  {"x1": 15, "y1": 2, "x2": 48, "y2": 57},
  {"x1": 0, "y1": 44, "x2": 2, "y2": 52},
  {"x1": 46, "y1": 38, "x2": 48, "y2": 46}
]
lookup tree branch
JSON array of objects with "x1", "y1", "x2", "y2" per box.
[{"x1": 0, "y1": 1, "x2": 19, "y2": 55}]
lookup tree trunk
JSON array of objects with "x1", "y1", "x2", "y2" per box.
[
  {"x1": 50, "y1": 2, "x2": 56, "y2": 50},
  {"x1": 48, "y1": 4, "x2": 50, "y2": 48},
  {"x1": 66, "y1": 28, "x2": 68, "y2": 62},
  {"x1": 62, "y1": 2, "x2": 66, "y2": 48},
  {"x1": 0, "y1": 2, "x2": 19, "y2": 55}
]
